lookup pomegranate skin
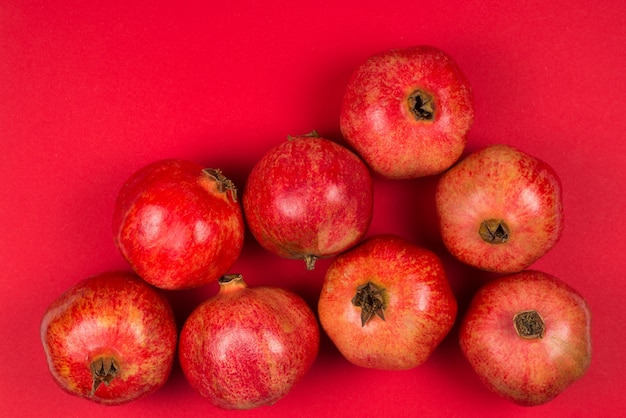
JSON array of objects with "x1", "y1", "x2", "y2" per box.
[
  {"x1": 459, "y1": 270, "x2": 592, "y2": 406},
  {"x1": 40, "y1": 271, "x2": 177, "y2": 405},
  {"x1": 340, "y1": 45, "x2": 474, "y2": 179},
  {"x1": 318, "y1": 235, "x2": 457, "y2": 370},
  {"x1": 113, "y1": 159, "x2": 244, "y2": 289},
  {"x1": 242, "y1": 135, "x2": 373, "y2": 269},
  {"x1": 179, "y1": 274, "x2": 320, "y2": 410},
  {"x1": 436, "y1": 144, "x2": 564, "y2": 273}
]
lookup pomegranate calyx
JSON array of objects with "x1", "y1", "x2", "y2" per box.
[
  {"x1": 288, "y1": 130, "x2": 319, "y2": 141},
  {"x1": 479, "y1": 219, "x2": 510, "y2": 244},
  {"x1": 203, "y1": 168, "x2": 238, "y2": 203},
  {"x1": 219, "y1": 274, "x2": 248, "y2": 288},
  {"x1": 352, "y1": 281, "x2": 386, "y2": 327},
  {"x1": 513, "y1": 310, "x2": 545, "y2": 339},
  {"x1": 304, "y1": 255, "x2": 318, "y2": 271},
  {"x1": 407, "y1": 89, "x2": 435, "y2": 121},
  {"x1": 90, "y1": 357, "x2": 120, "y2": 395}
]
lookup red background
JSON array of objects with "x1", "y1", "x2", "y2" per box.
[{"x1": 2, "y1": 1, "x2": 625, "y2": 416}]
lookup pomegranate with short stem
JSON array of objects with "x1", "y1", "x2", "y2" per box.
[
  {"x1": 113, "y1": 159, "x2": 244, "y2": 289},
  {"x1": 243, "y1": 133, "x2": 373, "y2": 270},
  {"x1": 179, "y1": 274, "x2": 320, "y2": 410}
]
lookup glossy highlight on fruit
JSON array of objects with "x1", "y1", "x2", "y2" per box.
[
  {"x1": 179, "y1": 274, "x2": 320, "y2": 410},
  {"x1": 113, "y1": 159, "x2": 245, "y2": 289},
  {"x1": 436, "y1": 144, "x2": 564, "y2": 273},
  {"x1": 340, "y1": 45, "x2": 474, "y2": 179},
  {"x1": 459, "y1": 270, "x2": 592, "y2": 406},
  {"x1": 318, "y1": 235, "x2": 457, "y2": 370},
  {"x1": 40, "y1": 271, "x2": 178, "y2": 405},
  {"x1": 243, "y1": 133, "x2": 373, "y2": 269}
]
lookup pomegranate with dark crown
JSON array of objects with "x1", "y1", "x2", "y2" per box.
[
  {"x1": 340, "y1": 45, "x2": 474, "y2": 179},
  {"x1": 459, "y1": 270, "x2": 592, "y2": 406},
  {"x1": 436, "y1": 144, "x2": 563, "y2": 273},
  {"x1": 40, "y1": 271, "x2": 177, "y2": 405},
  {"x1": 318, "y1": 235, "x2": 457, "y2": 370}
]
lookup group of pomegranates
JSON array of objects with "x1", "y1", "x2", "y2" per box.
[{"x1": 40, "y1": 45, "x2": 591, "y2": 409}]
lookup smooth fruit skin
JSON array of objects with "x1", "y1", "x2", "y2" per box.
[
  {"x1": 113, "y1": 159, "x2": 244, "y2": 289},
  {"x1": 179, "y1": 274, "x2": 320, "y2": 410},
  {"x1": 40, "y1": 271, "x2": 178, "y2": 405},
  {"x1": 317, "y1": 235, "x2": 457, "y2": 370},
  {"x1": 340, "y1": 45, "x2": 474, "y2": 179},
  {"x1": 435, "y1": 144, "x2": 563, "y2": 273},
  {"x1": 459, "y1": 270, "x2": 592, "y2": 406},
  {"x1": 242, "y1": 135, "x2": 373, "y2": 269}
]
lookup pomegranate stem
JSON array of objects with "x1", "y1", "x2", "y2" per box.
[
  {"x1": 351, "y1": 281, "x2": 386, "y2": 327},
  {"x1": 479, "y1": 219, "x2": 510, "y2": 244},
  {"x1": 407, "y1": 89, "x2": 435, "y2": 121},
  {"x1": 304, "y1": 255, "x2": 318, "y2": 271},
  {"x1": 90, "y1": 356, "x2": 120, "y2": 395},
  {"x1": 513, "y1": 310, "x2": 545, "y2": 339}
]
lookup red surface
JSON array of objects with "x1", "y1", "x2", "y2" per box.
[{"x1": 2, "y1": 1, "x2": 625, "y2": 416}]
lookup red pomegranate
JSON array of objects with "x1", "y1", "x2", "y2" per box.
[
  {"x1": 459, "y1": 270, "x2": 592, "y2": 406},
  {"x1": 40, "y1": 271, "x2": 177, "y2": 405},
  {"x1": 318, "y1": 235, "x2": 457, "y2": 370},
  {"x1": 178, "y1": 274, "x2": 320, "y2": 409},
  {"x1": 340, "y1": 45, "x2": 474, "y2": 179},
  {"x1": 243, "y1": 133, "x2": 373, "y2": 270},
  {"x1": 113, "y1": 159, "x2": 244, "y2": 289},
  {"x1": 436, "y1": 144, "x2": 564, "y2": 273}
]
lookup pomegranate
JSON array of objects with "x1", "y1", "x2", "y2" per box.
[
  {"x1": 178, "y1": 274, "x2": 320, "y2": 410},
  {"x1": 435, "y1": 144, "x2": 563, "y2": 273},
  {"x1": 317, "y1": 235, "x2": 457, "y2": 370},
  {"x1": 40, "y1": 271, "x2": 177, "y2": 405},
  {"x1": 242, "y1": 133, "x2": 373, "y2": 270},
  {"x1": 459, "y1": 270, "x2": 592, "y2": 406},
  {"x1": 113, "y1": 159, "x2": 244, "y2": 289},
  {"x1": 340, "y1": 45, "x2": 474, "y2": 179}
]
